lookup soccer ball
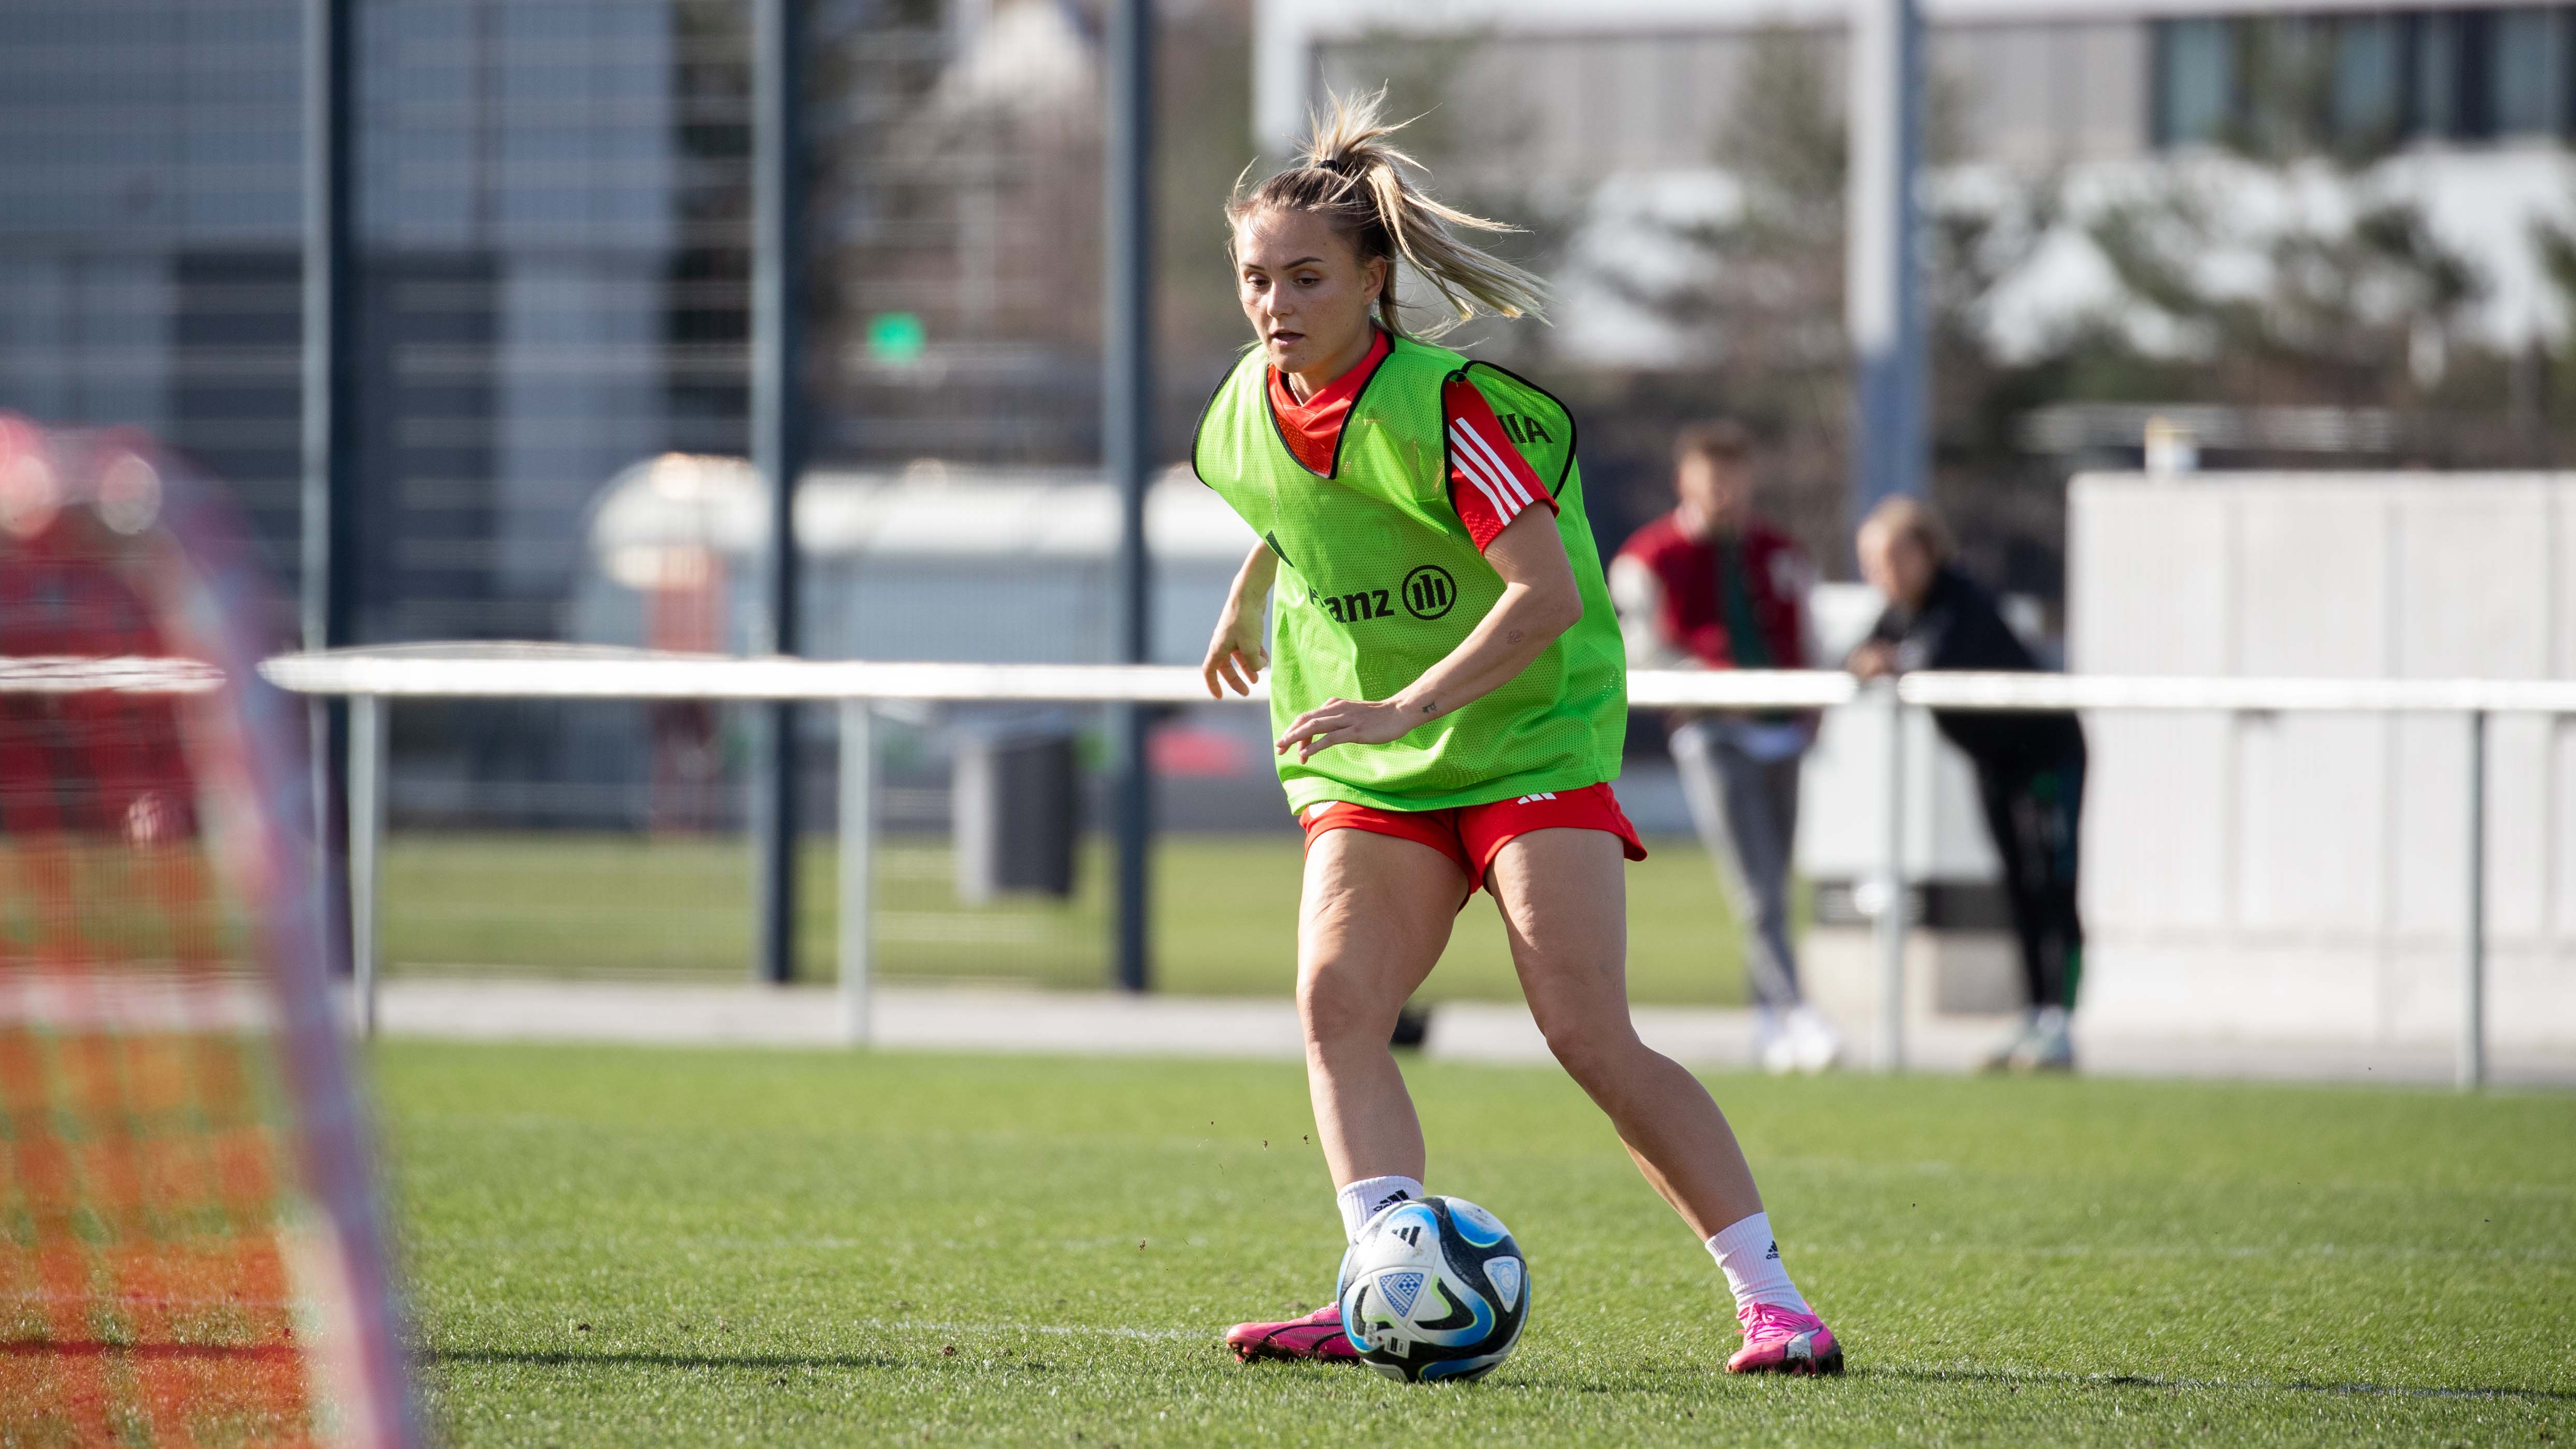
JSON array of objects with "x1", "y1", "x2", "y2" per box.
[{"x1": 1335, "y1": 1195, "x2": 1528, "y2": 1383}]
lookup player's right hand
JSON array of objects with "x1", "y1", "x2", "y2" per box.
[
  {"x1": 1847, "y1": 640, "x2": 1899, "y2": 680},
  {"x1": 1202, "y1": 610, "x2": 1269, "y2": 698}
]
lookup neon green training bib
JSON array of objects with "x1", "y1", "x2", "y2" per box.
[{"x1": 1192, "y1": 333, "x2": 1627, "y2": 814}]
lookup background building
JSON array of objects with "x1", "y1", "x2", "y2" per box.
[
  {"x1": 2, "y1": 0, "x2": 715, "y2": 638},
  {"x1": 17, "y1": 0, "x2": 2570, "y2": 653},
  {"x1": 0, "y1": 0, "x2": 1251, "y2": 827},
  {"x1": 1262, "y1": 0, "x2": 2576, "y2": 598}
]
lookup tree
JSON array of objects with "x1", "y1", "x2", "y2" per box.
[
  {"x1": 2081, "y1": 164, "x2": 2483, "y2": 413},
  {"x1": 1581, "y1": 27, "x2": 2056, "y2": 577},
  {"x1": 1576, "y1": 28, "x2": 1854, "y2": 565}
]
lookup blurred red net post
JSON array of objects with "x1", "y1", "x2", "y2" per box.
[{"x1": 0, "y1": 418, "x2": 415, "y2": 1446}]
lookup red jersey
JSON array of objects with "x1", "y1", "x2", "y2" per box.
[
  {"x1": 1266, "y1": 329, "x2": 1555, "y2": 552},
  {"x1": 1610, "y1": 512, "x2": 1814, "y2": 670}
]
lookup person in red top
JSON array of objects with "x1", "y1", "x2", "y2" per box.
[{"x1": 1609, "y1": 421, "x2": 1840, "y2": 1073}]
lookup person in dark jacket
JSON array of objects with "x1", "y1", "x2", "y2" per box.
[{"x1": 1849, "y1": 498, "x2": 2085, "y2": 1072}]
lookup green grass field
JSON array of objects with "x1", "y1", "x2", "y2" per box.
[
  {"x1": 381, "y1": 1042, "x2": 2576, "y2": 1445},
  {"x1": 380, "y1": 831, "x2": 1756, "y2": 1006}
]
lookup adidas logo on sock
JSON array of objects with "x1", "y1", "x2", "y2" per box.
[{"x1": 1765, "y1": 1241, "x2": 1781, "y2": 1260}]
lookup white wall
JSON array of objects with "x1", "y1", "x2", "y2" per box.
[
  {"x1": 1796, "y1": 583, "x2": 2005, "y2": 887},
  {"x1": 2071, "y1": 472, "x2": 2576, "y2": 1049}
]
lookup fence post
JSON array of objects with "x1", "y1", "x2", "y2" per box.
[
  {"x1": 2461, "y1": 708, "x2": 2486, "y2": 1091},
  {"x1": 749, "y1": 0, "x2": 807, "y2": 988},
  {"x1": 1874, "y1": 678, "x2": 1908, "y2": 1072},
  {"x1": 1846, "y1": 0, "x2": 1927, "y2": 526},
  {"x1": 839, "y1": 700, "x2": 875, "y2": 1046},
  {"x1": 347, "y1": 693, "x2": 385, "y2": 1039},
  {"x1": 1103, "y1": 0, "x2": 1157, "y2": 994},
  {"x1": 300, "y1": 0, "x2": 359, "y2": 1008}
]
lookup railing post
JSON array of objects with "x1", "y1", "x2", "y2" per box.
[
  {"x1": 347, "y1": 693, "x2": 386, "y2": 1039},
  {"x1": 838, "y1": 700, "x2": 875, "y2": 1046},
  {"x1": 1874, "y1": 678, "x2": 1908, "y2": 1072},
  {"x1": 2461, "y1": 708, "x2": 2486, "y2": 1091}
]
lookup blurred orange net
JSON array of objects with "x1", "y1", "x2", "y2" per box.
[{"x1": 0, "y1": 418, "x2": 410, "y2": 1447}]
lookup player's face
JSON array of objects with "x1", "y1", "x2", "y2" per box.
[
  {"x1": 1676, "y1": 453, "x2": 1752, "y2": 539},
  {"x1": 1234, "y1": 208, "x2": 1386, "y2": 381}
]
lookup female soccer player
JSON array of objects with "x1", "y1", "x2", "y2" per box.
[{"x1": 1198, "y1": 94, "x2": 1842, "y2": 1376}]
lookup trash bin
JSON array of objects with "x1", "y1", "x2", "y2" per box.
[{"x1": 953, "y1": 721, "x2": 1079, "y2": 902}]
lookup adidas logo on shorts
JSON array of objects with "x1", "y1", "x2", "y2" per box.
[{"x1": 1514, "y1": 792, "x2": 1557, "y2": 804}]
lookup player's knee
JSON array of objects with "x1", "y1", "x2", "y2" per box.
[
  {"x1": 1297, "y1": 962, "x2": 1393, "y2": 1049},
  {"x1": 1532, "y1": 1008, "x2": 1635, "y2": 1087}
]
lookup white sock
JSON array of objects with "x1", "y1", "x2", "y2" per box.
[
  {"x1": 1336, "y1": 1174, "x2": 1426, "y2": 1243},
  {"x1": 1705, "y1": 1211, "x2": 1808, "y2": 1314}
]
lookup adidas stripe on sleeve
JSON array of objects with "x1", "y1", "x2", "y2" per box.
[{"x1": 1441, "y1": 377, "x2": 1558, "y2": 552}]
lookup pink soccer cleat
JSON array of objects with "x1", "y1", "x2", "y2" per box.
[
  {"x1": 1725, "y1": 1302, "x2": 1844, "y2": 1375},
  {"x1": 1224, "y1": 1304, "x2": 1359, "y2": 1365}
]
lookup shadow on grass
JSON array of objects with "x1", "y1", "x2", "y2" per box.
[{"x1": 1865, "y1": 1365, "x2": 2576, "y2": 1404}]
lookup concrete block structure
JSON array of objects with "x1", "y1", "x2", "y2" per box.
[{"x1": 2071, "y1": 472, "x2": 2576, "y2": 1049}]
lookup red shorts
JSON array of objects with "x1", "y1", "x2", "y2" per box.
[{"x1": 1298, "y1": 782, "x2": 1648, "y2": 894}]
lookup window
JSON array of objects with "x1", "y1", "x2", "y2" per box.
[
  {"x1": 2492, "y1": 8, "x2": 2569, "y2": 135},
  {"x1": 2152, "y1": 6, "x2": 2576, "y2": 151},
  {"x1": 2414, "y1": 11, "x2": 2468, "y2": 137},
  {"x1": 2331, "y1": 15, "x2": 2405, "y2": 142},
  {"x1": 2155, "y1": 18, "x2": 2236, "y2": 146}
]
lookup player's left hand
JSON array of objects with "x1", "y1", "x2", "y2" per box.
[{"x1": 1275, "y1": 696, "x2": 1423, "y2": 762}]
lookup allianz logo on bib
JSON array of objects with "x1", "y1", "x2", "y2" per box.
[
  {"x1": 1401, "y1": 565, "x2": 1456, "y2": 620},
  {"x1": 1306, "y1": 564, "x2": 1459, "y2": 624},
  {"x1": 1308, "y1": 585, "x2": 1394, "y2": 623}
]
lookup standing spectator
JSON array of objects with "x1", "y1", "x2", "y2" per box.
[
  {"x1": 1611, "y1": 422, "x2": 1841, "y2": 1073},
  {"x1": 1849, "y1": 498, "x2": 2086, "y2": 1072}
]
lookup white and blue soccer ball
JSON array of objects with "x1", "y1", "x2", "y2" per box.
[{"x1": 1335, "y1": 1195, "x2": 1528, "y2": 1383}]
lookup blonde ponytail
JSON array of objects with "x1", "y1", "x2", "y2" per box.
[{"x1": 1227, "y1": 89, "x2": 1547, "y2": 337}]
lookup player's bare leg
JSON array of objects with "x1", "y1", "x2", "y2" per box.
[
  {"x1": 1296, "y1": 828, "x2": 1465, "y2": 1187},
  {"x1": 1226, "y1": 827, "x2": 1465, "y2": 1364},
  {"x1": 1487, "y1": 828, "x2": 1842, "y2": 1375},
  {"x1": 1485, "y1": 828, "x2": 1759, "y2": 1234}
]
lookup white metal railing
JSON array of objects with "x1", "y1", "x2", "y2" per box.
[
  {"x1": 257, "y1": 645, "x2": 2576, "y2": 1087},
  {"x1": 0, "y1": 655, "x2": 224, "y2": 694}
]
